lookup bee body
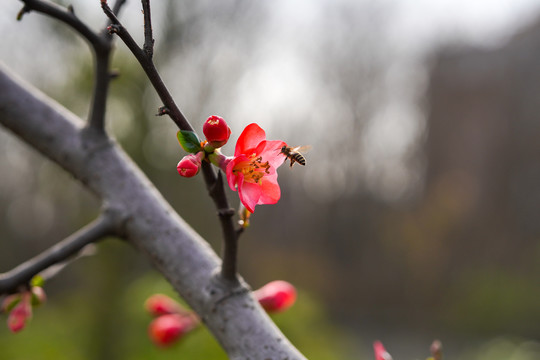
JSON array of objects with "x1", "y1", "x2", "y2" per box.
[{"x1": 280, "y1": 145, "x2": 308, "y2": 168}]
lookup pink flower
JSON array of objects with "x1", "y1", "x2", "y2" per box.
[
  {"x1": 177, "y1": 152, "x2": 203, "y2": 177},
  {"x1": 203, "y1": 115, "x2": 231, "y2": 149},
  {"x1": 373, "y1": 341, "x2": 393, "y2": 360},
  {"x1": 226, "y1": 123, "x2": 286, "y2": 213},
  {"x1": 254, "y1": 280, "x2": 297, "y2": 313}
]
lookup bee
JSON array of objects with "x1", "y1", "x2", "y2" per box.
[{"x1": 280, "y1": 145, "x2": 311, "y2": 168}]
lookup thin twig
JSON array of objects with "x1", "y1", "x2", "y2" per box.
[
  {"x1": 201, "y1": 164, "x2": 239, "y2": 282},
  {"x1": 101, "y1": 2, "x2": 192, "y2": 132},
  {"x1": 112, "y1": 0, "x2": 127, "y2": 15},
  {"x1": 17, "y1": 0, "x2": 121, "y2": 132},
  {"x1": 101, "y1": 2, "x2": 239, "y2": 282},
  {"x1": 0, "y1": 213, "x2": 115, "y2": 295},
  {"x1": 19, "y1": 0, "x2": 104, "y2": 49},
  {"x1": 87, "y1": 47, "x2": 112, "y2": 131},
  {"x1": 141, "y1": 0, "x2": 155, "y2": 59},
  {"x1": 88, "y1": 0, "x2": 128, "y2": 131}
]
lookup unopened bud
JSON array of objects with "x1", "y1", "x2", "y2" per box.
[
  {"x1": 148, "y1": 314, "x2": 198, "y2": 347},
  {"x1": 203, "y1": 115, "x2": 231, "y2": 149},
  {"x1": 144, "y1": 294, "x2": 188, "y2": 317},
  {"x1": 373, "y1": 341, "x2": 393, "y2": 360},
  {"x1": 7, "y1": 292, "x2": 32, "y2": 333},
  {"x1": 30, "y1": 286, "x2": 46, "y2": 307},
  {"x1": 254, "y1": 280, "x2": 297, "y2": 313},
  {"x1": 177, "y1": 153, "x2": 203, "y2": 177},
  {"x1": 430, "y1": 340, "x2": 442, "y2": 360}
]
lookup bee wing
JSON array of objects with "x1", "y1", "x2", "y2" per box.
[{"x1": 292, "y1": 145, "x2": 312, "y2": 154}]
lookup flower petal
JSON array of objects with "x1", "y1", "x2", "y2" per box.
[
  {"x1": 258, "y1": 175, "x2": 281, "y2": 205},
  {"x1": 226, "y1": 155, "x2": 246, "y2": 191},
  {"x1": 235, "y1": 123, "x2": 266, "y2": 156},
  {"x1": 256, "y1": 140, "x2": 288, "y2": 170},
  {"x1": 238, "y1": 181, "x2": 261, "y2": 213}
]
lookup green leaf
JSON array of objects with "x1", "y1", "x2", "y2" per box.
[{"x1": 177, "y1": 130, "x2": 202, "y2": 153}]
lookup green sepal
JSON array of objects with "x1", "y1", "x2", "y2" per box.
[
  {"x1": 177, "y1": 130, "x2": 202, "y2": 153},
  {"x1": 3, "y1": 295, "x2": 21, "y2": 313},
  {"x1": 30, "y1": 275, "x2": 44, "y2": 288}
]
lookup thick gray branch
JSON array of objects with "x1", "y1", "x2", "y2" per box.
[{"x1": 0, "y1": 64, "x2": 306, "y2": 360}]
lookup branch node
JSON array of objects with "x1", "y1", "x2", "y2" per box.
[
  {"x1": 67, "y1": 4, "x2": 75, "y2": 14},
  {"x1": 107, "y1": 24, "x2": 121, "y2": 35},
  {"x1": 217, "y1": 208, "x2": 235, "y2": 217},
  {"x1": 155, "y1": 106, "x2": 170, "y2": 116}
]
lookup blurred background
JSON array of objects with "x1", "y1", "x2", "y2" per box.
[{"x1": 1, "y1": 0, "x2": 540, "y2": 359}]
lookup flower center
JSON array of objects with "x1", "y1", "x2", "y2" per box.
[{"x1": 234, "y1": 154, "x2": 271, "y2": 184}]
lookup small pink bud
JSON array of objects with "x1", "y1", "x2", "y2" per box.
[
  {"x1": 144, "y1": 294, "x2": 187, "y2": 317},
  {"x1": 177, "y1": 153, "x2": 202, "y2": 177},
  {"x1": 254, "y1": 280, "x2": 297, "y2": 313},
  {"x1": 373, "y1": 341, "x2": 393, "y2": 360},
  {"x1": 31, "y1": 286, "x2": 47, "y2": 306},
  {"x1": 7, "y1": 293, "x2": 32, "y2": 333},
  {"x1": 203, "y1": 115, "x2": 231, "y2": 148},
  {"x1": 148, "y1": 314, "x2": 197, "y2": 347},
  {"x1": 430, "y1": 340, "x2": 442, "y2": 360}
]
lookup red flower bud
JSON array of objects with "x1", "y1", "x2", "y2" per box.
[
  {"x1": 177, "y1": 153, "x2": 202, "y2": 177},
  {"x1": 203, "y1": 115, "x2": 231, "y2": 148},
  {"x1": 254, "y1": 280, "x2": 297, "y2": 313},
  {"x1": 430, "y1": 340, "x2": 443, "y2": 360},
  {"x1": 144, "y1": 294, "x2": 187, "y2": 317},
  {"x1": 373, "y1": 341, "x2": 393, "y2": 360},
  {"x1": 7, "y1": 292, "x2": 32, "y2": 333},
  {"x1": 148, "y1": 314, "x2": 197, "y2": 347}
]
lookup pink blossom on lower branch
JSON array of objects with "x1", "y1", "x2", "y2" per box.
[
  {"x1": 144, "y1": 294, "x2": 189, "y2": 317},
  {"x1": 253, "y1": 280, "x2": 297, "y2": 313},
  {"x1": 225, "y1": 123, "x2": 286, "y2": 213},
  {"x1": 6, "y1": 292, "x2": 32, "y2": 333},
  {"x1": 148, "y1": 313, "x2": 199, "y2": 347},
  {"x1": 373, "y1": 341, "x2": 393, "y2": 360}
]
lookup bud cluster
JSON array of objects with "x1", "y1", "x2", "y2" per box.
[
  {"x1": 176, "y1": 115, "x2": 231, "y2": 178},
  {"x1": 2, "y1": 286, "x2": 46, "y2": 333},
  {"x1": 145, "y1": 280, "x2": 296, "y2": 348},
  {"x1": 145, "y1": 294, "x2": 199, "y2": 347}
]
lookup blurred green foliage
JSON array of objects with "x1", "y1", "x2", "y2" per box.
[{"x1": 0, "y1": 259, "x2": 357, "y2": 360}]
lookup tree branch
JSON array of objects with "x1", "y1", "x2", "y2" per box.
[
  {"x1": 17, "y1": 0, "x2": 128, "y2": 132},
  {"x1": 19, "y1": 0, "x2": 105, "y2": 49},
  {"x1": 0, "y1": 65, "x2": 307, "y2": 359},
  {"x1": 141, "y1": 0, "x2": 155, "y2": 59},
  {"x1": 0, "y1": 212, "x2": 115, "y2": 295},
  {"x1": 201, "y1": 164, "x2": 239, "y2": 281},
  {"x1": 88, "y1": 0, "x2": 127, "y2": 131},
  {"x1": 101, "y1": 2, "x2": 192, "y2": 132},
  {"x1": 101, "y1": 2, "x2": 241, "y2": 281}
]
